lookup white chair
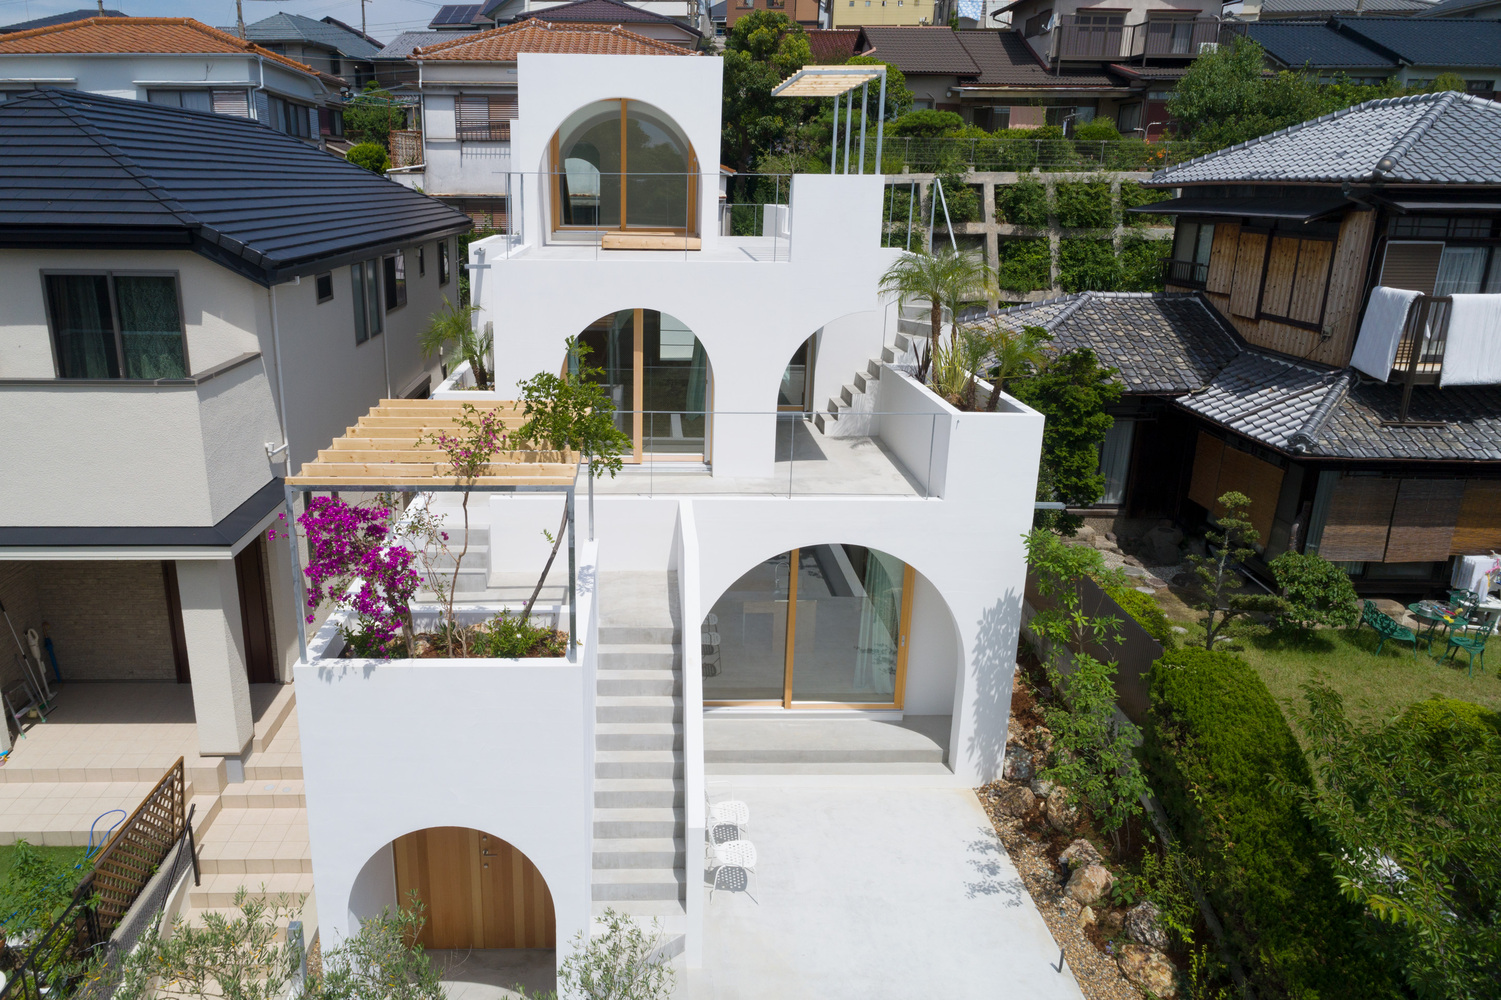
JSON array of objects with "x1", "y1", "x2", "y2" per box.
[
  {"x1": 701, "y1": 630, "x2": 722, "y2": 678},
  {"x1": 705, "y1": 795, "x2": 750, "y2": 857},
  {"x1": 709, "y1": 839, "x2": 757, "y2": 900}
]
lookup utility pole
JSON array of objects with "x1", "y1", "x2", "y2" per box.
[{"x1": 236, "y1": 0, "x2": 246, "y2": 38}]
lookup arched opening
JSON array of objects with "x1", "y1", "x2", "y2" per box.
[
  {"x1": 391, "y1": 827, "x2": 555, "y2": 950},
  {"x1": 550, "y1": 99, "x2": 699, "y2": 237},
  {"x1": 703, "y1": 545, "x2": 916, "y2": 708},
  {"x1": 576, "y1": 308, "x2": 710, "y2": 461},
  {"x1": 778, "y1": 334, "x2": 817, "y2": 412}
]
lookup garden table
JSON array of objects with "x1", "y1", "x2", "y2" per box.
[{"x1": 1408, "y1": 601, "x2": 1461, "y2": 652}]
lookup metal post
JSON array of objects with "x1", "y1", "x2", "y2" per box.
[
  {"x1": 830, "y1": 96, "x2": 839, "y2": 175},
  {"x1": 588, "y1": 455, "x2": 595, "y2": 542},
  {"x1": 282, "y1": 484, "x2": 309, "y2": 663},
  {"x1": 906, "y1": 180, "x2": 915, "y2": 250},
  {"x1": 567, "y1": 485, "x2": 577, "y2": 656},
  {"x1": 857, "y1": 81, "x2": 868, "y2": 174},
  {"x1": 875, "y1": 69, "x2": 886, "y2": 172},
  {"x1": 843, "y1": 88, "x2": 854, "y2": 174}
]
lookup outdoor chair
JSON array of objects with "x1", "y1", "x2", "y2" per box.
[
  {"x1": 709, "y1": 839, "x2": 757, "y2": 900},
  {"x1": 1360, "y1": 600, "x2": 1417, "y2": 656},
  {"x1": 702, "y1": 630, "x2": 722, "y2": 678},
  {"x1": 706, "y1": 795, "x2": 749, "y2": 856},
  {"x1": 1445, "y1": 609, "x2": 1496, "y2": 678}
]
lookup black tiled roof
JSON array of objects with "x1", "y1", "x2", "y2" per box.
[
  {"x1": 0, "y1": 90, "x2": 471, "y2": 285},
  {"x1": 1304, "y1": 380, "x2": 1501, "y2": 460},
  {"x1": 1335, "y1": 14, "x2": 1501, "y2": 68},
  {"x1": 991, "y1": 292, "x2": 1242, "y2": 395},
  {"x1": 955, "y1": 30, "x2": 1119, "y2": 88},
  {"x1": 1179, "y1": 352, "x2": 1349, "y2": 450},
  {"x1": 1246, "y1": 21, "x2": 1397, "y2": 70},
  {"x1": 0, "y1": 7, "x2": 125, "y2": 33}
]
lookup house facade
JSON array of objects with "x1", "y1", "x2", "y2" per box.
[
  {"x1": 241, "y1": 12, "x2": 385, "y2": 90},
  {"x1": 999, "y1": 92, "x2": 1501, "y2": 594},
  {"x1": 0, "y1": 17, "x2": 345, "y2": 145},
  {"x1": 0, "y1": 91, "x2": 471, "y2": 764},
  {"x1": 292, "y1": 50, "x2": 1043, "y2": 970}
]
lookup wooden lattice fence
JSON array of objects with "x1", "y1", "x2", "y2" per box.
[{"x1": 89, "y1": 756, "x2": 186, "y2": 938}]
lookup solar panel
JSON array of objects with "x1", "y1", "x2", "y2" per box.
[{"x1": 428, "y1": 5, "x2": 483, "y2": 27}]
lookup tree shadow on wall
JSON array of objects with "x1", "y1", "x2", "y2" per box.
[{"x1": 965, "y1": 590, "x2": 1024, "y2": 782}]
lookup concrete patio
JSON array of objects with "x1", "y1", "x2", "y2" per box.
[{"x1": 687, "y1": 777, "x2": 1085, "y2": 1000}]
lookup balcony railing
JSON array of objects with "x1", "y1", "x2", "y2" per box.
[
  {"x1": 1390, "y1": 294, "x2": 1451, "y2": 423},
  {"x1": 1056, "y1": 16, "x2": 1223, "y2": 63},
  {"x1": 1162, "y1": 258, "x2": 1209, "y2": 288},
  {"x1": 390, "y1": 128, "x2": 422, "y2": 167}
]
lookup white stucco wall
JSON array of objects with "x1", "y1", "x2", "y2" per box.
[{"x1": 0, "y1": 52, "x2": 329, "y2": 107}]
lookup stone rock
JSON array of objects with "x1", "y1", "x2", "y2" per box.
[
  {"x1": 1126, "y1": 900, "x2": 1169, "y2": 951},
  {"x1": 1003, "y1": 746, "x2": 1034, "y2": 783},
  {"x1": 994, "y1": 783, "x2": 1036, "y2": 818},
  {"x1": 1059, "y1": 838, "x2": 1104, "y2": 871},
  {"x1": 1117, "y1": 945, "x2": 1178, "y2": 999},
  {"x1": 1029, "y1": 778, "x2": 1055, "y2": 799},
  {"x1": 1101, "y1": 908, "x2": 1125, "y2": 935},
  {"x1": 1124, "y1": 555, "x2": 1145, "y2": 568},
  {"x1": 1066, "y1": 864, "x2": 1113, "y2": 907},
  {"x1": 1046, "y1": 790, "x2": 1080, "y2": 833},
  {"x1": 1078, "y1": 905, "x2": 1096, "y2": 927},
  {"x1": 1027, "y1": 726, "x2": 1053, "y2": 751},
  {"x1": 1074, "y1": 524, "x2": 1098, "y2": 543},
  {"x1": 1171, "y1": 625, "x2": 1188, "y2": 635},
  {"x1": 1143, "y1": 525, "x2": 1185, "y2": 565}
]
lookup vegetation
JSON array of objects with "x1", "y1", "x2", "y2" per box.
[
  {"x1": 1116, "y1": 236, "x2": 1171, "y2": 292},
  {"x1": 472, "y1": 610, "x2": 568, "y2": 659},
  {"x1": 1009, "y1": 348, "x2": 1120, "y2": 533},
  {"x1": 995, "y1": 237, "x2": 1051, "y2": 293},
  {"x1": 890, "y1": 109, "x2": 966, "y2": 138},
  {"x1": 555, "y1": 908, "x2": 675, "y2": 1000},
  {"x1": 1269, "y1": 550, "x2": 1360, "y2": 633},
  {"x1": 1186, "y1": 491, "x2": 1286, "y2": 649},
  {"x1": 1104, "y1": 584, "x2": 1175, "y2": 648},
  {"x1": 419, "y1": 297, "x2": 491, "y2": 389},
  {"x1": 995, "y1": 179, "x2": 1049, "y2": 229},
  {"x1": 1071, "y1": 118, "x2": 1122, "y2": 142},
  {"x1": 1144, "y1": 647, "x2": 1395, "y2": 998},
  {"x1": 1119, "y1": 181, "x2": 1171, "y2": 227},
  {"x1": 1054, "y1": 179, "x2": 1115, "y2": 230},
  {"x1": 0, "y1": 841, "x2": 89, "y2": 938},
  {"x1": 878, "y1": 246, "x2": 994, "y2": 382},
  {"x1": 1276, "y1": 688, "x2": 1501, "y2": 999},
  {"x1": 975, "y1": 321, "x2": 1051, "y2": 403},
  {"x1": 346, "y1": 142, "x2": 390, "y2": 174},
  {"x1": 343, "y1": 84, "x2": 409, "y2": 148},
  {"x1": 1056, "y1": 238, "x2": 1120, "y2": 292},
  {"x1": 720, "y1": 11, "x2": 811, "y2": 172}
]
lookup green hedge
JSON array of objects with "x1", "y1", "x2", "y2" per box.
[
  {"x1": 995, "y1": 178, "x2": 1049, "y2": 228},
  {"x1": 1119, "y1": 180, "x2": 1171, "y2": 227},
  {"x1": 1054, "y1": 179, "x2": 1115, "y2": 229},
  {"x1": 1105, "y1": 585, "x2": 1174, "y2": 648},
  {"x1": 997, "y1": 237, "x2": 1051, "y2": 293},
  {"x1": 1144, "y1": 649, "x2": 1394, "y2": 999},
  {"x1": 1118, "y1": 236, "x2": 1170, "y2": 292},
  {"x1": 1057, "y1": 239, "x2": 1120, "y2": 292}
]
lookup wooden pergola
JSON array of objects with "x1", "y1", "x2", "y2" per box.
[{"x1": 280, "y1": 398, "x2": 581, "y2": 660}]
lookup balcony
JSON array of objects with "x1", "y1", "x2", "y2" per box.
[
  {"x1": 1055, "y1": 15, "x2": 1222, "y2": 63},
  {"x1": 1162, "y1": 257, "x2": 1208, "y2": 289}
]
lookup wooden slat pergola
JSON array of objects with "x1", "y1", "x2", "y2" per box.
[{"x1": 280, "y1": 398, "x2": 580, "y2": 660}]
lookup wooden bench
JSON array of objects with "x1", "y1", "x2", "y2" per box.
[
  {"x1": 1360, "y1": 600, "x2": 1417, "y2": 656},
  {"x1": 600, "y1": 232, "x2": 702, "y2": 251}
]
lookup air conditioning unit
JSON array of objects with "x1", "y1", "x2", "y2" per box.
[{"x1": 1199, "y1": 42, "x2": 1219, "y2": 54}]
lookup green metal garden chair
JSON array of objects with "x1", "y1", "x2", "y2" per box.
[
  {"x1": 1444, "y1": 602, "x2": 1497, "y2": 678},
  {"x1": 1360, "y1": 600, "x2": 1417, "y2": 656}
]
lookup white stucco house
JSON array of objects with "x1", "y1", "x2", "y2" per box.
[
  {"x1": 0, "y1": 90, "x2": 472, "y2": 772},
  {"x1": 291, "y1": 48, "x2": 1046, "y2": 979}
]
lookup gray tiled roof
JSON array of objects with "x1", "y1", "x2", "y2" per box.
[
  {"x1": 1335, "y1": 15, "x2": 1501, "y2": 67},
  {"x1": 1153, "y1": 92, "x2": 1501, "y2": 186},
  {"x1": 1304, "y1": 381, "x2": 1501, "y2": 460},
  {"x1": 377, "y1": 30, "x2": 475, "y2": 59},
  {"x1": 989, "y1": 292, "x2": 1242, "y2": 394},
  {"x1": 1246, "y1": 21, "x2": 1397, "y2": 70},
  {"x1": 1418, "y1": 0, "x2": 1501, "y2": 14},
  {"x1": 243, "y1": 12, "x2": 383, "y2": 59},
  {"x1": 1257, "y1": 0, "x2": 1434, "y2": 12},
  {"x1": 1178, "y1": 352, "x2": 1348, "y2": 450},
  {"x1": 858, "y1": 25, "x2": 980, "y2": 75},
  {"x1": 954, "y1": 30, "x2": 1119, "y2": 88},
  {"x1": 0, "y1": 8, "x2": 126, "y2": 33}
]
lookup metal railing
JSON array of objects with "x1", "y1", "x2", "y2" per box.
[
  {"x1": 1388, "y1": 294, "x2": 1452, "y2": 423},
  {"x1": 883, "y1": 136, "x2": 1211, "y2": 173},
  {"x1": 1162, "y1": 258, "x2": 1209, "y2": 288},
  {"x1": 1056, "y1": 15, "x2": 1223, "y2": 62}
]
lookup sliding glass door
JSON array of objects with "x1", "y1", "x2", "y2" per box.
[
  {"x1": 577, "y1": 309, "x2": 709, "y2": 461},
  {"x1": 703, "y1": 546, "x2": 914, "y2": 708}
]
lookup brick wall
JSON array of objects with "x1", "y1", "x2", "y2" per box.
[
  {"x1": 35, "y1": 562, "x2": 178, "y2": 682},
  {"x1": 0, "y1": 562, "x2": 42, "y2": 690}
]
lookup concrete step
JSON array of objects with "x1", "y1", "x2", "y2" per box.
[
  {"x1": 189, "y1": 872, "x2": 314, "y2": 909},
  {"x1": 597, "y1": 670, "x2": 680, "y2": 697},
  {"x1": 590, "y1": 868, "x2": 685, "y2": 902},
  {"x1": 595, "y1": 751, "x2": 681, "y2": 779},
  {"x1": 595, "y1": 723, "x2": 683, "y2": 752},
  {"x1": 840, "y1": 384, "x2": 856, "y2": 406},
  {"x1": 596, "y1": 644, "x2": 679, "y2": 670},
  {"x1": 854, "y1": 370, "x2": 877, "y2": 393},
  {"x1": 596, "y1": 696, "x2": 682, "y2": 725},
  {"x1": 866, "y1": 359, "x2": 884, "y2": 380},
  {"x1": 813, "y1": 411, "x2": 829, "y2": 434},
  {"x1": 593, "y1": 807, "x2": 681, "y2": 839},
  {"x1": 591, "y1": 899, "x2": 688, "y2": 919},
  {"x1": 879, "y1": 347, "x2": 897, "y2": 364},
  {"x1": 244, "y1": 759, "x2": 302, "y2": 781},
  {"x1": 703, "y1": 717, "x2": 949, "y2": 765},
  {"x1": 594, "y1": 778, "x2": 683, "y2": 809},
  {"x1": 217, "y1": 780, "x2": 305, "y2": 809},
  {"x1": 598, "y1": 624, "x2": 680, "y2": 645},
  {"x1": 592, "y1": 838, "x2": 685, "y2": 869}
]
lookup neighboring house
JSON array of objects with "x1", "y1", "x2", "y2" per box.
[
  {"x1": 996, "y1": 92, "x2": 1501, "y2": 594},
  {"x1": 1237, "y1": 0, "x2": 1436, "y2": 19},
  {"x1": 1418, "y1": 0, "x2": 1501, "y2": 15},
  {"x1": 730, "y1": 0, "x2": 825, "y2": 30},
  {"x1": 0, "y1": 90, "x2": 470, "y2": 762},
  {"x1": 0, "y1": 7, "x2": 127, "y2": 33},
  {"x1": 388, "y1": 20, "x2": 696, "y2": 226},
  {"x1": 516, "y1": 0, "x2": 706, "y2": 46},
  {"x1": 808, "y1": 27, "x2": 863, "y2": 62},
  {"x1": 288, "y1": 48, "x2": 1043, "y2": 972},
  {"x1": 373, "y1": 30, "x2": 477, "y2": 92},
  {"x1": 1242, "y1": 15, "x2": 1501, "y2": 96},
  {"x1": 831, "y1": 0, "x2": 951, "y2": 29},
  {"x1": 0, "y1": 17, "x2": 344, "y2": 144},
  {"x1": 431, "y1": 0, "x2": 711, "y2": 34},
  {"x1": 240, "y1": 11, "x2": 385, "y2": 88}
]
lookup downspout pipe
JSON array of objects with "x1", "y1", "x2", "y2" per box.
[{"x1": 266, "y1": 283, "x2": 292, "y2": 466}]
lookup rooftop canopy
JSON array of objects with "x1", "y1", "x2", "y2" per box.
[
  {"x1": 771, "y1": 65, "x2": 884, "y2": 98},
  {"x1": 285, "y1": 399, "x2": 577, "y2": 489}
]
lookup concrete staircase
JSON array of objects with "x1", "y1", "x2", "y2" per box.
[
  {"x1": 591, "y1": 572, "x2": 687, "y2": 923},
  {"x1": 814, "y1": 305, "x2": 927, "y2": 436}
]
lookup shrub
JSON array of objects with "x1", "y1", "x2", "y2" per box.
[
  {"x1": 890, "y1": 109, "x2": 964, "y2": 137},
  {"x1": 996, "y1": 237, "x2": 1052, "y2": 293},
  {"x1": 1054, "y1": 179, "x2": 1114, "y2": 229},
  {"x1": 1144, "y1": 648, "x2": 1394, "y2": 999},
  {"x1": 995, "y1": 178, "x2": 1049, "y2": 228},
  {"x1": 1401, "y1": 696, "x2": 1501, "y2": 741},
  {"x1": 1120, "y1": 180, "x2": 1171, "y2": 227},
  {"x1": 347, "y1": 142, "x2": 390, "y2": 174},
  {"x1": 933, "y1": 174, "x2": 981, "y2": 225},
  {"x1": 1105, "y1": 584, "x2": 1175, "y2": 648},
  {"x1": 1117, "y1": 236, "x2": 1170, "y2": 291},
  {"x1": 1269, "y1": 550, "x2": 1360, "y2": 632},
  {"x1": 1057, "y1": 238, "x2": 1120, "y2": 291},
  {"x1": 1072, "y1": 117, "x2": 1122, "y2": 142},
  {"x1": 473, "y1": 610, "x2": 567, "y2": 658}
]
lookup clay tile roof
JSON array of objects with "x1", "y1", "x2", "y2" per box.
[
  {"x1": 0, "y1": 17, "x2": 323, "y2": 78},
  {"x1": 412, "y1": 19, "x2": 695, "y2": 59},
  {"x1": 516, "y1": 0, "x2": 702, "y2": 36},
  {"x1": 806, "y1": 28, "x2": 860, "y2": 65},
  {"x1": 856, "y1": 25, "x2": 978, "y2": 75}
]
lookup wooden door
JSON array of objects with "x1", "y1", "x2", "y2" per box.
[
  {"x1": 393, "y1": 827, "x2": 556, "y2": 950},
  {"x1": 234, "y1": 538, "x2": 275, "y2": 685}
]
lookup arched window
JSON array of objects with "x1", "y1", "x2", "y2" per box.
[{"x1": 551, "y1": 100, "x2": 698, "y2": 235}]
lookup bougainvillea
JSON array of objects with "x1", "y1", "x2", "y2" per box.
[{"x1": 297, "y1": 496, "x2": 420, "y2": 656}]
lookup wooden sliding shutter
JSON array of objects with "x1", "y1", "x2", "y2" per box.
[
  {"x1": 1205, "y1": 222, "x2": 1239, "y2": 294},
  {"x1": 1188, "y1": 432, "x2": 1225, "y2": 509},
  {"x1": 1187, "y1": 431, "x2": 1284, "y2": 544},
  {"x1": 1318, "y1": 477, "x2": 1399, "y2": 562},
  {"x1": 1452, "y1": 479, "x2": 1501, "y2": 554},
  {"x1": 1384, "y1": 479, "x2": 1465, "y2": 563},
  {"x1": 1259, "y1": 236, "x2": 1300, "y2": 318},
  {"x1": 457, "y1": 94, "x2": 515, "y2": 140},
  {"x1": 1229, "y1": 231, "x2": 1268, "y2": 318},
  {"x1": 1286, "y1": 239, "x2": 1333, "y2": 326},
  {"x1": 1379, "y1": 241, "x2": 1443, "y2": 295}
]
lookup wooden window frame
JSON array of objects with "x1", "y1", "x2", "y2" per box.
[{"x1": 550, "y1": 100, "x2": 699, "y2": 239}]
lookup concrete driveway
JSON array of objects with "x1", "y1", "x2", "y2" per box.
[{"x1": 686, "y1": 777, "x2": 1086, "y2": 1000}]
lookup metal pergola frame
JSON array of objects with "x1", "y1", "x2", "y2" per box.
[
  {"x1": 771, "y1": 65, "x2": 887, "y2": 176},
  {"x1": 280, "y1": 479, "x2": 578, "y2": 664}
]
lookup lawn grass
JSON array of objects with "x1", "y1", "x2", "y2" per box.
[{"x1": 0, "y1": 843, "x2": 89, "y2": 884}]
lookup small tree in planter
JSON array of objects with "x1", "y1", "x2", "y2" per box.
[
  {"x1": 878, "y1": 246, "x2": 995, "y2": 384},
  {"x1": 420, "y1": 297, "x2": 492, "y2": 390},
  {"x1": 298, "y1": 496, "x2": 421, "y2": 658}
]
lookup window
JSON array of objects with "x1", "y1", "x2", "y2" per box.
[
  {"x1": 351, "y1": 259, "x2": 382, "y2": 344},
  {"x1": 268, "y1": 95, "x2": 311, "y2": 138},
  {"x1": 383, "y1": 252, "x2": 407, "y2": 311},
  {"x1": 1466, "y1": 79, "x2": 1495, "y2": 94},
  {"x1": 1168, "y1": 220, "x2": 1215, "y2": 286},
  {"x1": 417, "y1": 245, "x2": 426, "y2": 278},
  {"x1": 315, "y1": 272, "x2": 334, "y2": 303},
  {"x1": 456, "y1": 93, "x2": 517, "y2": 141},
  {"x1": 438, "y1": 240, "x2": 451, "y2": 286},
  {"x1": 1098, "y1": 418, "x2": 1135, "y2": 506},
  {"x1": 1024, "y1": 9, "x2": 1052, "y2": 34},
  {"x1": 318, "y1": 107, "x2": 344, "y2": 137},
  {"x1": 147, "y1": 89, "x2": 249, "y2": 117},
  {"x1": 552, "y1": 99, "x2": 698, "y2": 235},
  {"x1": 43, "y1": 272, "x2": 187, "y2": 379},
  {"x1": 1116, "y1": 102, "x2": 1142, "y2": 135}
]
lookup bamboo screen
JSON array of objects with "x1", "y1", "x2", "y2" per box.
[
  {"x1": 1452, "y1": 479, "x2": 1501, "y2": 555},
  {"x1": 1385, "y1": 479, "x2": 1466, "y2": 563},
  {"x1": 1186, "y1": 431, "x2": 1284, "y2": 545},
  {"x1": 1318, "y1": 477, "x2": 1400, "y2": 562},
  {"x1": 90, "y1": 758, "x2": 186, "y2": 937}
]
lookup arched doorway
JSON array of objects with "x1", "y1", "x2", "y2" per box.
[
  {"x1": 576, "y1": 309, "x2": 710, "y2": 461},
  {"x1": 392, "y1": 827, "x2": 555, "y2": 950},
  {"x1": 550, "y1": 99, "x2": 698, "y2": 237}
]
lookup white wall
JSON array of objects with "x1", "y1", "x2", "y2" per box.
[
  {"x1": 0, "y1": 52, "x2": 330, "y2": 106},
  {"x1": 902, "y1": 571, "x2": 960, "y2": 716}
]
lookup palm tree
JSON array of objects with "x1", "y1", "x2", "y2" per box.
[
  {"x1": 980, "y1": 321, "x2": 1053, "y2": 411},
  {"x1": 419, "y1": 297, "x2": 492, "y2": 390},
  {"x1": 878, "y1": 245, "x2": 995, "y2": 383}
]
